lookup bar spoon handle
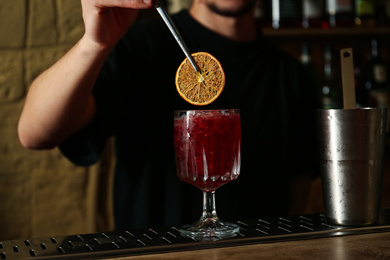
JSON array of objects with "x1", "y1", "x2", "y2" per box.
[{"x1": 154, "y1": 0, "x2": 199, "y2": 72}]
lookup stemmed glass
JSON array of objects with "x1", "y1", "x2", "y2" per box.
[{"x1": 173, "y1": 109, "x2": 241, "y2": 241}]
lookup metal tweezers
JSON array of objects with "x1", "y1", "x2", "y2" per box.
[{"x1": 154, "y1": 0, "x2": 199, "y2": 72}]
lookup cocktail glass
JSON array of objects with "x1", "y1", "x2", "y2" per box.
[{"x1": 174, "y1": 109, "x2": 241, "y2": 241}]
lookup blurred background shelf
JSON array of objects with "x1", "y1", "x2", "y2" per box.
[{"x1": 263, "y1": 27, "x2": 390, "y2": 37}]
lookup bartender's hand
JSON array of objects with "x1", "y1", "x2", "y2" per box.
[
  {"x1": 18, "y1": 0, "x2": 152, "y2": 150},
  {"x1": 81, "y1": 0, "x2": 153, "y2": 50}
]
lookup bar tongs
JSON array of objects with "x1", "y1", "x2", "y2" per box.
[{"x1": 154, "y1": 0, "x2": 199, "y2": 72}]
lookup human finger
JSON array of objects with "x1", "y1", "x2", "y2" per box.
[{"x1": 88, "y1": 0, "x2": 153, "y2": 9}]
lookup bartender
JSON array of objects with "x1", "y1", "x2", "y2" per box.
[{"x1": 18, "y1": 0, "x2": 318, "y2": 230}]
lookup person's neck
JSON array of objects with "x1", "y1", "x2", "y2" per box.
[{"x1": 189, "y1": 4, "x2": 257, "y2": 42}]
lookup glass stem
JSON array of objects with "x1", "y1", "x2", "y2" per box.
[{"x1": 201, "y1": 191, "x2": 218, "y2": 220}]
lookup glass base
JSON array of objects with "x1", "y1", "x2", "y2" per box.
[{"x1": 180, "y1": 218, "x2": 239, "y2": 241}]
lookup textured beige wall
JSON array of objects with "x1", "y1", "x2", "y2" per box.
[{"x1": 0, "y1": 0, "x2": 101, "y2": 240}]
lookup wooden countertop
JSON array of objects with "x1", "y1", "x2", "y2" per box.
[{"x1": 112, "y1": 232, "x2": 390, "y2": 260}]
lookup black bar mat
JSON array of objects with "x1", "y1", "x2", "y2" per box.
[{"x1": 1, "y1": 212, "x2": 390, "y2": 259}]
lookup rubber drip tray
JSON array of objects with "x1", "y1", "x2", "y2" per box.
[{"x1": 2, "y1": 212, "x2": 390, "y2": 259}]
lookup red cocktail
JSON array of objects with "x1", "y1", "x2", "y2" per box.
[{"x1": 174, "y1": 109, "x2": 241, "y2": 240}]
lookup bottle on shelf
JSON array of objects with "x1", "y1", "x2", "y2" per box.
[
  {"x1": 302, "y1": 0, "x2": 325, "y2": 29},
  {"x1": 365, "y1": 38, "x2": 390, "y2": 125},
  {"x1": 366, "y1": 38, "x2": 390, "y2": 136},
  {"x1": 255, "y1": 0, "x2": 271, "y2": 28},
  {"x1": 354, "y1": 0, "x2": 376, "y2": 27},
  {"x1": 270, "y1": 0, "x2": 302, "y2": 29},
  {"x1": 325, "y1": 0, "x2": 354, "y2": 28},
  {"x1": 320, "y1": 45, "x2": 343, "y2": 109},
  {"x1": 300, "y1": 42, "x2": 313, "y2": 67},
  {"x1": 376, "y1": 0, "x2": 390, "y2": 26},
  {"x1": 300, "y1": 43, "x2": 321, "y2": 107}
]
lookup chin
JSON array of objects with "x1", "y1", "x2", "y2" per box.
[{"x1": 206, "y1": 0, "x2": 255, "y2": 17}]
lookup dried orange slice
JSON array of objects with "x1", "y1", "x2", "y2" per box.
[{"x1": 175, "y1": 52, "x2": 225, "y2": 106}]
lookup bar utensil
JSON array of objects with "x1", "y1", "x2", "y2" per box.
[
  {"x1": 340, "y1": 48, "x2": 356, "y2": 109},
  {"x1": 154, "y1": 0, "x2": 199, "y2": 72},
  {"x1": 316, "y1": 48, "x2": 387, "y2": 226}
]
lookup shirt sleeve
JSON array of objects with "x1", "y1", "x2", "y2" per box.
[
  {"x1": 58, "y1": 116, "x2": 108, "y2": 166},
  {"x1": 58, "y1": 42, "x2": 123, "y2": 166},
  {"x1": 58, "y1": 20, "x2": 160, "y2": 167}
]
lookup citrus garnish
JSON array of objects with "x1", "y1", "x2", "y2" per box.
[{"x1": 175, "y1": 52, "x2": 225, "y2": 106}]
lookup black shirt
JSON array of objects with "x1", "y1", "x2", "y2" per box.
[{"x1": 60, "y1": 10, "x2": 318, "y2": 230}]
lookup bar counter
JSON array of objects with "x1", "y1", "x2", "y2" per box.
[
  {"x1": 1, "y1": 213, "x2": 390, "y2": 259},
  {"x1": 116, "y1": 232, "x2": 390, "y2": 260}
]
